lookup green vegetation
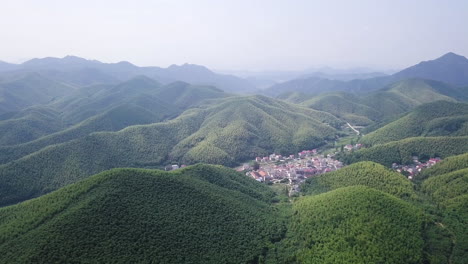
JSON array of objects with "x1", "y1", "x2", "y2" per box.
[
  {"x1": 0, "y1": 164, "x2": 285, "y2": 263},
  {"x1": 284, "y1": 79, "x2": 467, "y2": 131},
  {"x1": 301, "y1": 161, "x2": 416, "y2": 199},
  {"x1": 300, "y1": 92, "x2": 380, "y2": 126},
  {"x1": 339, "y1": 136, "x2": 468, "y2": 167},
  {"x1": 418, "y1": 153, "x2": 468, "y2": 181},
  {"x1": 417, "y1": 154, "x2": 468, "y2": 264},
  {"x1": 0, "y1": 107, "x2": 63, "y2": 146},
  {"x1": 362, "y1": 101, "x2": 468, "y2": 146},
  {"x1": 0, "y1": 95, "x2": 342, "y2": 206},
  {"x1": 269, "y1": 186, "x2": 424, "y2": 264},
  {"x1": 0, "y1": 72, "x2": 75, "y2": 114}
]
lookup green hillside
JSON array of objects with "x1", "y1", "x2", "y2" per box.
[
  {"x1": 0, "y1": 107, "x2": 63, "y2": 146},
  {"x1": 422, "y1": 168, "x2": 468, "y2": 203},
  {"x1": 271, "y1": 186, "x2": 424, "y2": 264},
  {"x1": 418, "y1": 155, "x2": 468, "y2": 264},
  {"x1": 0, "y1": 77, "x2": 226, "y2": 164},
  {"x1": 362, "y1": 101, "x2": 468, "y2": 146},
  {"x1": 418, "y1": 153, "x2": 468, "y2": 181},
  {"x1": 301, "y1": 161, "x2": 415, "y2": 199},
  {"x1": 0, "y1": 164, "x2": 285, "y2": 263},
  {"x1": 0, "y1": 72, "x2": 75, "y2": 114},
  {"x1": 0, "y1": 95, "x2": 342, "y2": 205},
  {"x1": 340, "y1": 136, "x2": 468, "y2": 167},
  {"x1": 300, "y1": 92, "x2": 381, "y2": 126},
  {"x1": 0, "y1": 103, "x2": 174, "y2": 164},
  {"x1": 291, "y1": 79, "x2": 466, "y2": 129}
]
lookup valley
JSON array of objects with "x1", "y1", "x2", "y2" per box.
[{"x1": 0, "y1": 49, "x2": 467, "y2": 263}]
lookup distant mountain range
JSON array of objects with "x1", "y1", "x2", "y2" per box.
[
  {"x1": 0, "y1": 56, "x2": 258, "y2": 94},
  {"x1": 265, "y1": 52, "x2": 468, "y2": 96}
]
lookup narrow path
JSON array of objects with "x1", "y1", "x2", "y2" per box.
[{"x1": 346, "y1": 122, "x2": 360, "y2": 135}]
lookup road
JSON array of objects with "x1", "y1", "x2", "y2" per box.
[{"x1": 346, "y1": 122, "x2": 360, "y2": 135}]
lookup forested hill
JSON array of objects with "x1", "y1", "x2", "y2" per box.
[
  {"x1": 418, "y1": 153, "x2": 468, "y2": 264},
  {"x1": 361, "y1": 101, "x2": 468, "y2": 146},
  {"x1": 269, "y1": 186, "x2": 424, "y2": 263},
  {"x1": 0, "y1": 164, "x2": 285, "y2": 263},
  {"x1": 0, "y1": 77, "x2": 229, "y2": 164},
  {"x1": 0, "y1": 95, "x2": 342, "y2": 206},
  {"x1": 301, "y1": 161, "x2": 416, "y2": 199},
  {"x1": 286, "y1": 78, "x2": 468, "y2": 127}
]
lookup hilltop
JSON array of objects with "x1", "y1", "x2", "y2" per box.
[
  {"x1": 0, "y1": 164, "x2": 284, "y2": 263},
  {"x1": 301, "y1": 161, "x2": 415, "y2": 199},
  {"x1": 270, "y1": 186, "x2": 424, "y2": 263}
]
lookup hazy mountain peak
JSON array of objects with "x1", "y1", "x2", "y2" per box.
[{"x1": 438, "y1": 52, "x2": 467, "y2": 61}]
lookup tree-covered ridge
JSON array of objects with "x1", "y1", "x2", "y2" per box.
[
  {"x1": 282, "y1": 79, "x2": 467, "y2": 129},
  {"x1": 418, "y1": 154, "x2": 468, "y2": 264},
  {"x1": 0, "y1": 103, "x2": 175, "y2": 165},
  {"x1": 0, "y1": 164, "x2": 285, "y2": 263},
  {"x1": 418, "y1": 153, "x2": 468, "y2": 181},
  {"x1": 422, "y1": 168, "x2": 468, "y2": 203},
  {"x1": 301, "y1": 161, "x2": 415, "y2": 199},
  {"x1": 0, "y1": 95, "x2": 342, "y2": 206},
  {"x1": 339, "y1": 136, "x2": 468, "y2": 167},
  {"x1": 0, "y1": 77, "x2": 230, "y2": 165},
  {"x1": 0, "y1": 106, "x2": 64, "y2": 146},
  {"x1": 361, "y1": 101, "x2": 468, "y2": 146},
  {"x1": 273, "y1": 186, "x2": 424, "y2": 264},
  {"x1": 299, "y1": 92, "x2": 381, "y2": 126},
  {"x1": 0, "y1": 72, "x2": 76, "y2": 115}
]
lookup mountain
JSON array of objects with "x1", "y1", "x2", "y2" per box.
[
  {"x1": 271, "y1": 186, "x2": 424, "y2": 263},
  {"x1": 299, "y1": 92, "x2": 381, "y2": 126},
  {"x1": 301, "y1": 161, "x2": 415, "y2": 199},
  {"x1": 0, "y1": 78, "x2": 228, "y2": 164},
  {"x1": 0, "y1": 107, "x2": 63, "y2": 146},
  {"x1": 264, "y1": 52, "x2": 468, "y2": 97},
  {"x1": 392, "y1": 52, "x2": 468, "y2": 86},
  {"x1": 0, "y1": 61, "x2": 18, "y2": 72},
  {"x1": 0, "y1": 95, "x2": 342, "y2": 206},
  {"x1": 361, "y1": 101, "x2": 468, "y2": 146},
  {"x1": 0, "y1": 164, "x2": 285, "y2": 263},
  {"x1": 6, "y1": 56, "x2": 258, "y2": 94},
  {"x1": 0, "y1": 72, "x2": 75, "y2": 114},
  {"x1": 291, "y1": 79, "x2": 467, "y2": 127}
]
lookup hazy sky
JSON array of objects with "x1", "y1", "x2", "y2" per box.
[{"x1": 1, "y1": 0, "x2": 467, "y2": 71}]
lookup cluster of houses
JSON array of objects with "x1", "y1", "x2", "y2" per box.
[
  {"x1": 241, "y1": 149, "x2": 344, "y2": 194},
  {"x1": 391, "y1": 157, "x2": 441, "y2": 179},
  {"x1": 344, "y1": 143, "x2": 363, "y2": 151}
]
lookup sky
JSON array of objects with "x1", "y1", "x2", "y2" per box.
[{"x1": 1, "y1": 0, "x2": 467, "y2": 71}]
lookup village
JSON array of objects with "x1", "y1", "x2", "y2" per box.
[
  {"x1": 237, "y1": 149, "x2": 345, "y2": 195},
  {"x1": 391, "y1": 156, "x2": 441, "y2": 179}
]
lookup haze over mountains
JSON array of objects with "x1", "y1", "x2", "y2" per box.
[
  {"x1": 0, "y1": 51, "x2": 467, "y2": 263},
  {"x1": 265, "y1": 52, "x2": 468, "y2": 97}
]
